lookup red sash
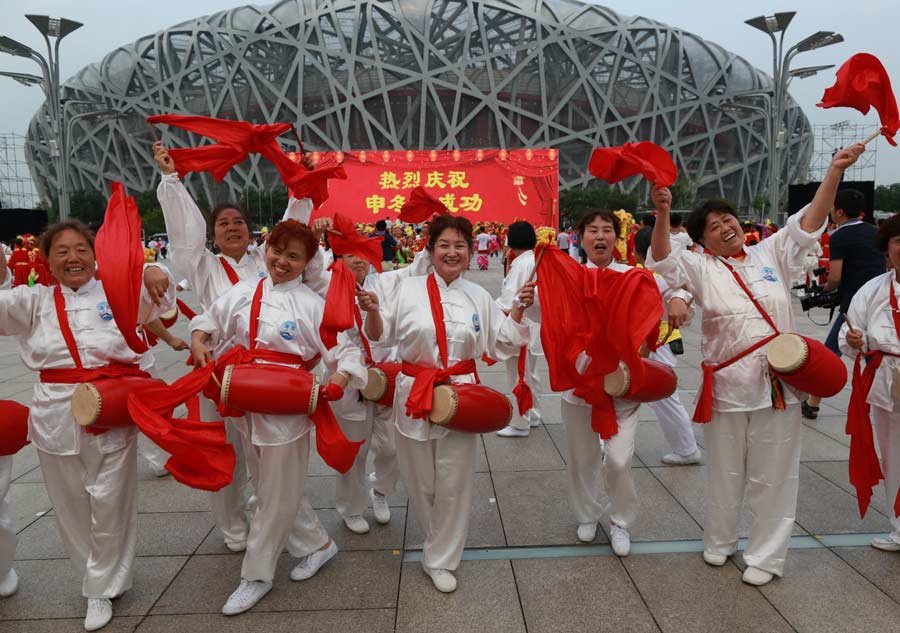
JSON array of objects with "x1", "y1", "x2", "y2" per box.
[
  {"x1": 512, "y1": 346, "x2": 534, "y2": 416},
  {"x1": 402, "y1": 273, "x2": 480, "y2": 420},
  {"x1": 219, "y1": 256, "x2": 240, "y2": 285}
]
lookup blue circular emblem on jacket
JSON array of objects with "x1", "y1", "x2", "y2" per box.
[
  {"x1": 97, "y1": 302, "x2": 114, "y2": 321},
  {"x1": 279, "y1": 321, "x2": 298, "y2": 341},
  {"x1": 472, "y1": 313, "x2": 481, "y2": 333}
]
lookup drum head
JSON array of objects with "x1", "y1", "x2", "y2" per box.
[
  {"x1": 767, "y1": 334, "x2": 807, "y2": 373},
  {"x1": 160, "y1": 308, "x2": 178, "y2": 321},
  {"x1": 361, "y1": 367, "x2": 388, "y2": 401},
  {"x1": 308, "y1": 374, "x2": 320, "y2": 415},
  {"x1": 429, "y1": 385, "x2": 457, "y2": 425},
  {"x1": 603, "y1": 364, "x2": 630, "y2": 398},
  {"x1": 220, "y1": 365, "x2": 234, "y2": 407},
  {"x1": 71, "y1": 383, "x2": 101, "y2": 426}
]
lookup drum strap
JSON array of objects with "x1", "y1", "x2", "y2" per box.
[
  {"x1": 353, "y1": 305, "x2": 374, "y2": 365},
  {"x1": 219, "y1": 257, "x2": 240, "y2": 285}
]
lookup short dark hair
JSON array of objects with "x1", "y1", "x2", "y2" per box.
[
  {"x1": 670, "y1": 212, "x2": 683, "y2": 228},
  {"x1": 40, "y1": 220, "x2": 95, "y2": 258},
  {"x1": 633, "y1": 227, "x2": 653, "y2": 261},
  {"x1": 507, "y1": 221, "x2": 537, "y2": 250},
  {"x1": 686, "y1": 199, "x2": 739, "y2": 245},
  {"x1": 266, "y1": 219, "x2": 319, "y2": 261},
  {"x1": 427, "y1": 215, "x2": 474, "y2": 252},
  {"x1": 641, "y1": 213, "x2": 656, "y2": 228},
  {"x1": 835, "y1": 188, "x2": 865, "y2": 218},
  {"x1": 875, "y1": 213, "x2": 900, "y2": 252},
  {"x1": 375, "y1": 220, "x2": 387, "y2": 231},
  {"x1": 210, "y1": 202, "x2": 251, "y2": 230},
  {"x1": 576, "y1": 209, "x2": 620, "y2": 238}
]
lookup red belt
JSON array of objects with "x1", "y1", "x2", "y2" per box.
[
  {"x1": 39, "y1": 363, "x2": 149, "y2": 384},
  {"x1": 215, "y1": 345, "x2": 320, "y2": 372},
  {"x1": 401, "y1": 359, "x2": 478, "y2": 420}
]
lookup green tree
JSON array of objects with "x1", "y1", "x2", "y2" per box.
[
  {"x1": 875, "y1": 183, "x2": 900, "y2": 212},
  {"x1": 558, "y1": 186, "x2": 639, "y2": 228},
  {"x1": 135, "y1": 190, "x2": 166, "y2": 235},
  {"x1": 62, "y1": 190, "x2": 107, "y2": 228},
  {"x1": 669, "y1": 177, "x2": 697, "y2": 210}
]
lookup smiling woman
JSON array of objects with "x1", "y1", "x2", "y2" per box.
[{"x1": 39, "y1": 220, "x2": 96, "y2": 291}]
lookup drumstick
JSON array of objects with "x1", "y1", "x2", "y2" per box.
[
  {"x1": 148, "y1": 122, "x2": 159, "y2": 143},
  {"x1": 526, "y1": 246, "x2": 546, "y2": 283},
  {"x1": 290, "y1": 125, "x2": 305, "y2": 155},
  {"x1": 843, "y1": 315, "x2": 858, "y2": 335}
]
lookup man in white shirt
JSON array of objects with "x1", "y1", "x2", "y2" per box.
[{"x1": 557, "y1": 229, "x2": 570, "y2": 251}]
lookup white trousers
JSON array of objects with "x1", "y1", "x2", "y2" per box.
[
  {"x1": 199, "y1": 396, "x2": 253, "y2": 547},
  {"x1": 0, "y1": 455, "x2": 14, "y2": 580},
  {"x1": 138, "y1": 435, "x2": 170, "y2": 471},
  {"x1": 335, "y1": 406, "x2": 373, "y2": 519},
  {"x1": 240, "y1": 433, "x2": 329, "y2": 582},
  {"x1": 704, "y1": 405, "x2": 802, "y2": 576},
  {"x1": 561, "y1": 399, "x2": 639, "y2": 529},
  {"x1": 370, "y1": 403, "x2": 399, "y2": 495},
  {"x1": 648, "y1": 346, "x2": 698, "y2": 457},
  {"x1": 396, "y1": 430, "x2": 477, "y2": 571},
  {"x1": 505, "y1": 349, "x2": 544, "y2": 430},
  {"x1": 872, "y1": 406, "x2": 900, "y2": 541},
  {"x1": 38, "y1": 434, "x2": 137, "y2": 599}
]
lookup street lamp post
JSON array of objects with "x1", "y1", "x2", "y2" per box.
[{"x1": 0, "y1": 15, "x2": 83, "y2": 219}]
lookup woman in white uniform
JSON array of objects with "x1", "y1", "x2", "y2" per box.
[
  {"x1": 0, "y1": 221, "x2": 174, "y2": 630},
  {"x1": 190, "y1": 220, "x2": 366, "y2": 615},
  {"x1": 648, "y1": 145, "x2": 864, "y2": 586},
  {"x1": 362, "y1": 214, "x2": 535, "y2": 593}
]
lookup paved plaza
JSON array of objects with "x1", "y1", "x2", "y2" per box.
[{"x1": 2, "y1": 257, "x2": 900, "y2": 633}]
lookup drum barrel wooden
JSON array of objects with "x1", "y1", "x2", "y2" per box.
[{"x1": 429, "y1": 383, "x2": 512, "y2": 433}]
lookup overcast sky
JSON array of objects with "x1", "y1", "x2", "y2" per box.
[{"x1": 0, "y1": 0, "x2": 897, "y2": 194}]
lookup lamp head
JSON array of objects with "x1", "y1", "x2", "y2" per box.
[
  {"x1": 0, "y1": 35, "x2": 35, "y2": 58},
  {"x1": 745, "y1": 12, "x2": 796, "y2": 34},
  {"x1": 25, "y1": 15, "x2": 83, "y2": 40}
]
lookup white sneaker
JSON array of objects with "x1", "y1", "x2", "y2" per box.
[
  {"x1": 424, "y1": 567, "x2": 457, "y2": 593},
  {"x1": 610, "y1": 525, "x2": 631, "y2": 557},
  {"x1": 221, "y1": 578, "x2": 272, "y2": 615},
  {"x1": 370, "y1": 489, "x2": 391, "y2": 524},
  {"x1": 871, "y1": 535, "x2": 900, "y2": 552},
  {"x1": 225, "y1": 540, "x2": 247, "y2": 553},
  {"x1": 524, "y1": 409, "x2": 543, "y2": 428},
  {"x1": 496, "y1": 425, "x2": 529, "y2": 438},
  {"x1": 742, "y1": 566, "x2": 774, "y2": 586},
  {"x1": 150, "y1": 464, "x2": 170, "y2": 478},
  {"x1": 290, "y1": 540, "x2": 338, "y2": 581},
  {"x1": 343, "y1": 515, "x2": 370, "y2": 534},
  {"x1": 84, "y1": 598, "x2": 112, "y2": 631},
  {"x1": 661, "y1": 449, "x2": 702, "y2": 465},
  {"x1": 0, "y1": 568, "x2": 18, "y2": 597},
  {"x1": 702, "y1": 551, "x2": 728, "y2": 566},
  {"x1": 576, "y1": 522, "x2": 597, "y2": 543}
]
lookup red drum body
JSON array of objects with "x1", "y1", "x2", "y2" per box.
[
  {"x1": 159, "y1": 308, "x2": 179, "y2": 329},
  {"x1": 767, "y1": 333, "x2": 847, "y2": 397},
  {"x1": 0, "y1": 400, "x2": 30, "y2": 455},
  {"x1": 361, "y1": 363, "x2": 401, "y2": 407},
  {"x1": 72, "y1": 377, "x2": 168, "y2": 429},
  {"x1": 221, "y1": 364, "x2": 319, "y2": 415},
  {"x1": 429, "y1": 383, "x2": 512, "y2": 433},
  {"x1": 603, "y1": 359, "x2": 677, "y2": 402}
]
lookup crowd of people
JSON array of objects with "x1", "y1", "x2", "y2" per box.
[{"x1": 1, "y1": 140, "x2": 898, "y2": 632}]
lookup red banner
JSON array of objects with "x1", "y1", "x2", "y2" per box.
[{"x1": 301, "y1": 149, "x2": 558, "y2": 227}]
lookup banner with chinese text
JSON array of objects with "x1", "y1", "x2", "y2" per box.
[{"x1": 304, "y1": 149, "x2": 558, "y2": 227}]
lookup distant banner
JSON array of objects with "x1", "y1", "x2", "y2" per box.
[{"x1": 303, "y1": 149, "x2": 559, "y2": 227}]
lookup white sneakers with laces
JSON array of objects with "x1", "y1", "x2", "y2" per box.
[
  {"x1": 576, "y1": 522, "x2": 598, "y2": 543},
  {"x1": 661, "y1": 449, "x2": 702, "y2": 466},
  {"x1": 221, "y1": 578, "x2": 272, "y2": 615},
  {"x1": 290, "y1": 540, "x2": 338, "y2": 581},
  {"x1": 343, "y1": 514, "x2": 370, "y2": 534},
  {"x1": 370, "y1": 488, "x2": 391, "y2": 524},
  {"x1": 84, "y1": 598, "x2": 113, "y2": 631},
  {"x1": 424, "y1": 567, "x2": 457, "y2": 593},
  {"x1": 609, "y1": 525, "x2": 631, "y2": 557},
  {"x1": 0, "y1": 568, "x2": 18, "y2": 598}
]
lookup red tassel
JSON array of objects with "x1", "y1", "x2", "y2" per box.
[
  {"x1": 692, "y1": 364, "x2": 715, "y2": 423},
  {"x1": 309, "y1": 396, "x2": 363, "y2": 474}
]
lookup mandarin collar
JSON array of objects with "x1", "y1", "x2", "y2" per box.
[
  {"x1": 434, "y1": 271, "x2": 465, "y2": 289},
  {"x1": 61, "y1": 276, "x2": 98, "y2": 295},
  {"x1": 269, "y1": 275, "x2": 301, "y2": 293}
]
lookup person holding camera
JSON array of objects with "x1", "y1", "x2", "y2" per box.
[{"x1": 803, "y1": 189, "x2": 885, "y2": 420}]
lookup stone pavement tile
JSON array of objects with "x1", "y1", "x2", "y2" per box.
[
  {"x1": 133, "y1": 512, "x2": 216, "y2": 557},
  {"x1": 135, "y1": 610, "x2": 395, "y2": 633},
  {"x1": 492, "y1": 470, "x2": 607, "y2": 545},
  {"x1": 10, "y1": 445, "x2": 40, "y2": 481},
  {"x1": 318, "y1": 507, "x2": 407, "y2": 551},
  {"x1": 796, "y1": 465, "x2": 888, "y2": 534},
  {"x1": 673, "y1": 366, "x2": 702, "y2": 391},
  {"x1": 13, "y1": 466, "x2": 43, "y2": 483},
  {"x1": 633, "y1": 419, "x2": 701, "y2": 468},
  {"x1": 800, "y1": 425, "x2": 849, "y2": 462},
  {"x1": 0, "y1": 556, "x2": 186, "y2": 620},
  {"x1": 627, "y1": 469, "x2": 702, "y2": 541},
  {"x1": 396, "y1": 559, "x2": 525, "y2": 633},
  {"x1": 304, "y1": 475, "x2": 407, "y2": 510},
  {"x1": 482, "y1": 426, "x2": 565, "y2": 472},
  {"x1": 136, "y1": 479, "x2": 211, "y2": 513},
  {"x1": 9, "y1": 482, "x2": 51, "y2": 533},
  {"x1": 514, "y1": 556, "x2": 659, "y2": 633},
  {"x1": 804, "y1": 460, "x2": 890, "y2": 518},
  {"x1": 804, "y1": 415, "x2": 850, "y2": 447},
  {"x1": 760, "y1": 549, "x2": 900, "y2": 633},
  {"x1": 539, "y1": 395, "x2": 562, "y2": 425},
  {"x1": 832, "y1": 546, "x2": 900, "y2": 604},
  {"x1": 14, "y1": 516, "x2": 66, "y2": 560},
  {"x1": 405, "y1": 472, "x2": 505, "y2": 549},
  {"x1": 544, "y1": 423, "x2": 645, "y2": 468},
  {"x1": 3, "y1": 617, "x2": 141, "y2": 633},
  {"x1": 820, "y1": 398, "x2": 849, "y2": 415},
  {"x1": 150, "y1": 553, "x2": 242, "y2": 613},
  {"x1": 623, "y1": 553, "x2": 793, "y2": 633}
]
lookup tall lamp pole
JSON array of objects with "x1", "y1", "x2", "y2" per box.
[{"x1": 0, "y1": 15, "x2": 83, "y2": 220}]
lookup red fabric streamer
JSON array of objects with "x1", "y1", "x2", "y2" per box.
[
  {"x1": 126, "y1": 365, "x2": 236, "y2": 491},
  {"x1": 817, "y1": 53, "x2": 899, "y2": 146},
  {"x1": 328, "y1": 213, "x2": 384, "y2": 273},
  {"x1": 0, "y1": 400, "x2": 29, "y2": 456},
  {"x1": 176, "y1": 298, "x2": 197, "y2": 321},
  {"x1": 319, "y1": 259, "x2": 357, "y2": 349},
  {"x1": 512, "y1": 347, "x2": 534, "y2": 416},
  {"x1": 284, "y1": 165, "x2": 348, "y2": 208},
  {"x1": 94, "y1": 182, "x2": 149, "y2": 355},
  {"x1": 588, "y1": 142, "x2": 678, "y2": 187},
  {"x1": 398, "y1": 187, "x2": 449, "y2": 223},
  {"x1": 308, "y1": 394, "x2": 363, "y2": 474}
]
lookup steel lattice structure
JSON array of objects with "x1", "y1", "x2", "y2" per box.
[{"x1": 24, "y1": 0, "x2": 813, "y2": 210}]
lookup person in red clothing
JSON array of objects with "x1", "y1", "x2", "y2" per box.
[{"x1": 7, "y1": 238, "x2": 31, "y2": 287}]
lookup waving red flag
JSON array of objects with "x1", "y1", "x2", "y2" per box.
[
  {"x1": 284, "y1": 164, "x2": 348, "y2": 208},
  {"x1": 328, "y1": 213, "x2": 384, "y2": 272},
  {"x1": 398, "y1": 186, "x2": 449, "y2": 223},
  {"x1": 95, "y1": 182, "x2": 149, "y2": 355},
  {"x1": 817, "y1": 54, "x2": 899, "y2": 146},
  {"x1": 589, "y1": 142, "x2": 678, "y2": 187},
  {"x1": 319, "y1": 259, "x2": 356, "y2": 349}
]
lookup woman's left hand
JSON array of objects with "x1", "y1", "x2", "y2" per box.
[
  {"x1": 143, "y1": 266, "x2": 170, "y2": 306},
  {"x1": 667, "y1": 297, "x2": 689, "y2": 330}
]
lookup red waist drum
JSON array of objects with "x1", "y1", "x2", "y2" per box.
[
  {"x1": 361, "y1": 363, "x2": 401, "y2": 407},
  {"x1": 72, "y1": 377, "x2": 169, "y2": 429},
  {"x1": 221, "y1": 364, "x2": 319, "y2": 416},
  {"x1": 603, "y1": 358, "x2": 677, "y2": 402},
  {"x1": 767, "y1": 333, "x2": 847, "y2": 398},
  {"x1": 0, "y1": 400, "x2": 30, "y2": 455},
  {"x1": 429, "y1": 383, "x2": 512, "y2": 434}
]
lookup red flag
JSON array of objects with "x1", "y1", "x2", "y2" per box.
[
  {"x1": 588, "y1": 142, "x2": 678, "y2": 187},
  {"x1": 319, "y1": 259, "x2": 356, "y2": 349},
  {"x1": 817, "y1": 53, "x2": 899, "y2": 146},
  {"x1": 328, "y1": 213, "x2": 384, "y2": 272},
  {"x1": 95, "y1": 182, "x2": 149, "y2": 355},
  {"x1": 284, "y1": 164, "x2": 348, "y2": 208},
  {"x1": 398, "y1": 186, "x2": 449, "y2": 223}
]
